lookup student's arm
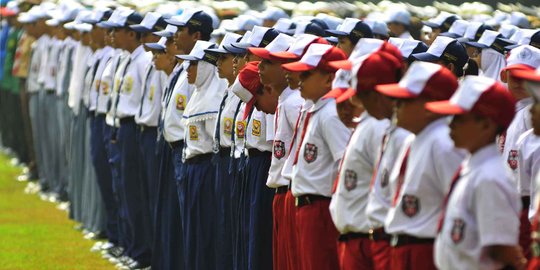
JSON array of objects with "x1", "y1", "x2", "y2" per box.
[{"x1": 485, "y1": 245, "x2": 526, "y2": 270}]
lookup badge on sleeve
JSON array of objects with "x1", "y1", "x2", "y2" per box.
[
  {"x1": 344, "y1": 169, "x2": 357, "y2": 191},
  {"x1": 401, "y1": 194, "x2": 420, "y2": 217},
  {"x1": 507, "y1": 150, "x2": 518, "y2": 170},
  {"x1": 149, "y1": 86, "x2": 155, "y2": 101},
  {"x1": 102, "y1": 82, "x2": 109, "y2": 95},
  {"x1": 224, "y1": 118, "x2": 233, "y2": 135},
  {"x1": 252, "y1": 119, "x2": 261, "y2": 137},
  {"x1": 273, "y1": 140, "x2": 286, "y2": 159},
  {"x1": 450, "y1": 218, "x2": 466, "y2": 244},
  {"x1": 236, "y1": 121, "x2": 246, "y2": 139},
  {"x1": 189, "y1": 125, "x2": 198, "y2": 141},
  {"x1": 304, "y1": 143, "x2": 318, "y2": 163},
  {"x1": 176, "y1": 94, "x2": 186, "y2": 111},
  {"x1": 95, "y1": 80, "x2": 101, "y2": 92}
]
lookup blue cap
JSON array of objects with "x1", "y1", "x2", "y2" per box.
[{"x1": 412, "y1": 36, "x2": 468, "y2": 69}]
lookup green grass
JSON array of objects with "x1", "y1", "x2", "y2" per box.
[{"x1": 0, "y1": 154, "x2": 114, "y2": 270}]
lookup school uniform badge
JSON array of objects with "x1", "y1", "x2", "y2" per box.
[
  {"x1": 304, "y1": 143, "x2": 318, "y2": 163},
  {"x1": 252, "y1": 120, "x2": 261, "y2": 137},
  {"x1": 95, "y1": 80, "x2": 101, "y2": 92},
  {"x1": 273, "y1": 140, "x2": 286, "y2": 159},
  {"x1": 124, "y1": 76, "x2": 133, "y2": 94},
  {"x1": 224, "y1": 118, "x2": 233, "y2": 135},
  {"x1": 102, "y1": 82, "x2": 109, "y2": 95},
  {"x1": 344, "y1": 169, "x2": 357, "y2": 191},
  {"x1": 189, "y1": 125, "x2": 198, "y2": 141},
  {"x1": 450, "y1": 218, "x2": 466, "y2": 244},
  {"x1": 149, "y1": 86, "x2": 155, "y2": 101},
  {"x1": 176, "y1": 94, "x2": 186, "y2": 111},
  {"x1": 401, "y1": 194, "x2": 420, "y2": 217},
  {"x1": 507, "y1": 150, "x2": 518, "y2": 170},
  {"x1": 236, "y1": 121, "x2": 246, "y2": 139},
  {"x1": 380, "y1": 168, "x2": 389, "y2": 188}
]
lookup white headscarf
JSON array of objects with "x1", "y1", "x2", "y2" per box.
[
  {"x1": 182, "y1": 61, "x2": 228, "y2": 124},
  {"x1": 480, "y1": 48, "x2": 506, "y2": 81}
]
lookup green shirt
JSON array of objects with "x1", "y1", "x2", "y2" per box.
[{"x1": 1, "y1": 27, "x2": 21, "y2": 93}]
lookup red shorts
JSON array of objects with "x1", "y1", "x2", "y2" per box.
[
  {"x1": 273, "y1": 192, "x2": 288, "y2": 270},
  {"x1": 520, "y1": 207, "x2": 532, "y2": 259},
  {"x1": 284, "y1": 191, "x2": 299, "y2": 270},
  {"x1": 296, "y1": 199, "x2": 339, "y2": 270}
]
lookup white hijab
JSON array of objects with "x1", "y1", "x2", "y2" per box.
[
  {"x1": 182, "y1": 61, "x2": 228, "y2": 124},
  {"x1": 480, "y1": 48, "x2": 506, "y2": 81}
]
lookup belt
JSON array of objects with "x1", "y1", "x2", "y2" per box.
[
  {"x1": 295, "y1": 194, "x2": 331, "y2": 208},
  {"x1": 95, "y1": 113, "x2": 106, "y2": 119},
  {"x1": 119, "y1": 116, "x2": 135, "y2": 125},
  {"x1": 219, "y1": 147, "x2": 231, "y2": 157},
  {"x1": 184, "y1": 153, "x2": 212, "y2": 164},
  {"x1": 390, "y1": 234, "x2": 434, "y2": 247},
  {"x1": 168, "y1": 140, "x2": 183, "y2": 149},
  {"x1": 248, "y1": 148, "x2": 271, "y2": 157},
  {"x1": 275, "y1": 186, "x2": 288, "y2": 194},
  {"x1": 522, "y1": 196, "x2": 531, "y2": 209},
  {"x1": 369, "y1": 227, "x2": 391, "y2": 242},
  {"x1": 338, "y1": 232, "x2": 370, "y2": 242},
  {"x1": 138, "y1": 125, "x2": 156, "y2": 133}
]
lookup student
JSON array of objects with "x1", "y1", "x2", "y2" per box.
[
  {"x1": 375, "y1": 61, "x2": 465, "y2": 270},
  {"x1": 422, "y1": 12, "x2": 459, "y2": 45},
  {"x1": 464, "y1": 30, "x2": 515, "y2": 81},
  {"x1": 176, "y1": 40, "x2": 227, "y2": 270},
  {"x1": 425, "y1": 75, "x2": 526, "y2": 270},
  {"x1": 386, "y1": 10, "x2": 413, "y2": 39},
  {"x1": 281, "y1": 43, "x2": 349, "y2": 270},
  {"x1": 411, "y1": 36, "x2": 469, "y2": 79},
  {"x1": 326, "y1": 18, "x2": 373, "y2": 57},
  {"x1": 328, "y1": 49, "x2": 403, "y2": 270}
]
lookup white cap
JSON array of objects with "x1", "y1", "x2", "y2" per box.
[
  {"x1": 388, "y1": 38, "x2": 423, "y2": 58},
  {"x1": 64, "y1": 10, "x2": 93, "y2": 30},
  {"x1": 509, "y1": 11, "x2": 530, "y2": 29},
  {"x1": 447, "y1": 20, "x2": 469, "y2": 37},
  {"x1": 349, "y1": 38, "x2": 384, "y2": 60},
  {"x1": 177, "y1": 40, "x2": 216, "y2": 61},
  {"x1": 285, "y1": 34, "x2": 320, "y2": 57},
  {"x1": 504, "y1": 45, "x2": 540, "y2": 71},
  {"x1": 476, "y1": 30, "x2": 502, "y2": 47},
  {"x1": 425, "y1": 36, "x2": 455, "y2": 57},
  {"x1": 386, "y1": 9, "x2": 411, "y2": 26},
  {"x1": 226, "y1": 15, "x2": 261, "y2": 32},
  {"x1": 264, "y1": 33, "x2": 295, "y2": 53},
  {"x1": 97, "y1": 7, "x2": 134, "y2": 28},
  {"x1": 315, "y1": 13, "x2": 343, "y2": 30},
  {"x1": 246, "y1": 26, "x2": 272, "y2": 46},
  {"x1": 273, "y1": 18, "x2": 295, "y2": 34},
  {"x1": 261, "y1": 7, "x2": 288, "y2": 22},
  {"x1": 131, "y1": 12, "x2": 162, "y2": 31},
  {"x1": 365, "y1": 19, "x2": 388, "y2": 37},
  {"x1": 219, "y1": 32, "x2": 243, "y2": 49},
  {"x1": 398, "y1": 62, "x2": 444, "y2": 95},
  {"x1": 515, "y1": 29, "x2": 538, "y2": 46}
]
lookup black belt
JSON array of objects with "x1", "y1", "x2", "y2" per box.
[
  {"x1": 338, "y1": 232, "x2": 370, "y2": 241},
  {"x1": 219, "y1": 147, "x2": 231, "y2": 157},
  {"x1": 275, "y1": 186, "x2": 288, "y2": 194},
  {"x1": 248, "y1": 149, "x2": 271, "y2": 157},
  {"x1": 295, "y1": 194, "x2": 331, "y2": 208},
  {"x1": 95, "y1": 113, "x2": 106, "y2": 119},
  {"x1": 522, "y1": 196, "x2": 531, "y2": 209},
  {"x1": 184, "y1": 153, "x2": 212, "y2": 164},
  {"x1": 119, "y1": 116, "x2": 135, "y2": 125},
  {"x1": 138, "y1": 125, "x2": 156, "y2": 133},
  {"x1": 168, "y1": 140, "x2": 183, "y2": 149},
  {"x1": 390, "y1": 234, "x2": 434, "y2": 247},
  {"x1": 369, "y1": 227, "x2": 391, "y2": 242}
]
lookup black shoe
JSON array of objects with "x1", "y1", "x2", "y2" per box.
[{"x1": 128, "y1": 261, "x2": 151, "y2": 270}]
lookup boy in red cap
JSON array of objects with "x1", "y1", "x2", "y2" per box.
[
  {"x1": 328, "y1": 49, "x2": 403, "y2": 270},
  {"x1": 281, "y1": 43, "x2": 349, "y2": 270},
  {"x1": 375, "y1": 61, "x2": 466, "y2": 270},
  {"x1": 426, "y1": 75, "x2": 525, "y2": 270}
]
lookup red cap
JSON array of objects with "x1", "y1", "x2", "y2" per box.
[
  {"x1": 501, "y1": 45, "x2": 540, "y2": 82},
  {"x1": 426, "y1": 76, "x2": 516, "y2": 129},
  {"x1": 270, "y1": 35, "x2": 328, "y2": 61},
  {"x1": 353, "y1": 51, "x2": 403, "y2": 92},
  {"x1": 281, "y1": 44, "x2": 347, "y2": 72},
  {"x1": 376, "y1": 61, "x2": 458, "y2": 100},
  {"x1": 512, "y1": 68, "x2": 540, "y2": 82},
  {"x1": 329, "y1": 40, "x2": 403, "y2": 71},
  {"x1": 231, "y1": 61, "x2": 263, "y2": 119},
  {"x1": 0, "y1": 7, "x2": 16, "y2": 17}
]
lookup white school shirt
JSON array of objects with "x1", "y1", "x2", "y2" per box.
[
  {"x1": 385, "y1": 118, "x2": 466, "y2": 238},
  {"x1": 106, "y1": 50, "x2": 130, "y2": 127},
  {"x1": 135, "y1": 67, "x2": 166, "y2": 127},
  {"x1": 266, "y1": 88, "x2": 304, "y2": 188},
  {"x1": 435, "y1": 144, "x2": 521, "y2": 270},
  {"x1": 233, "y1": 103, "x2": 247, "y2": 158},
  {"x1": 43, "y1": 37, "x2": 61, "y2": 91},
  {"x1": 96, "y1": 48, "x2": 121, "y2": 114},
  {"x1": 27, "y1": 36, "x2": 48, "y2": 93},
  {"x1": 67, "y1": 43, "x2": 92, "y2": 114},
  {"x1": 37, "y1": 34, "x2": 51, "y2": 87},
  {"x1": 246, "y1": 108, "x2": 274, "y2": 152},
  {"x1": 56, "y1": 37, "x2": 77, "y2": 96},
  {"x1": 399, "y1": 31, "x2": 414, "y2": 40},
  {"x1": 87, "y1": 48, "x2": 104, "y2": 111},
  {"x1": 92, "y1": 46, "x2": 113, "y2": 113},
  {"x1": 291, "y1": 98, "x2": 352, "y2": 198},
  {"x1": 502, "y1": 97, "x2": 533, "y2": 196},
  {"x1": 81, "y1": 51, "x2": 98, "y2": 109},
  {"x1": 281, "y1": 100, "x2": 313, "y2": 182},
  {"x1": 516, "y1": 129, "x2": 540, "y2": 220},
  {"x1": 366, "y1": 126, "x2": 414, "y2": 229},
  {"x1": 330, "y1": 113, "x2": 390, "y2": 234},
  {"x1": 214, "y1": 87, "x2": 241, "y2": 148},
  {"x1": 116, "y1": 45, "x2": 152, "y2": 119},
  {"x1": 163, "y1": 68, "x2": 194, "y2": 142}
]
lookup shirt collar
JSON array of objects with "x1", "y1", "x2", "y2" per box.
[
  {"x1": 415, "y1": 117, "x2": 447, "y2": 141},
  {"x1": 130, "y1": 44, "x2": 145, "y2": 60},
  {"x1": 309, "y1": 97, "x2": 333, "y2": 113},
  {"x1": 462, "y1": 143, "x2": 499, "y2": 176},
  {"x1": 516, "y1": 97, "x2": 533, "y2": 111},
  {"x1": 279, "y1": 87, "x2": 294, "y2": 102}
]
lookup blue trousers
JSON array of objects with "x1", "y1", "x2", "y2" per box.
[
  {"x1": 117, "y1": 118, "x2": 152, "y2": 265},
  {"x1": 178, "y1": 154, "x2": 216, "y2": 270},
  {"x1": 214, "y1": 153, "x2": 234, "y2": 270},
  {"x1": 136, "y1": 126, "x2": 159, "y2": 238},
  {"x1": 90, "y1": 114, "x2": 119, "y2": 245}
]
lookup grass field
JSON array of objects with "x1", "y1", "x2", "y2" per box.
[{"x1": 0, "y1": 154, "x2": 114, "y2": 270}]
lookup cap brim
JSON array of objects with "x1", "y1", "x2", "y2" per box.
[
  {"x1": 463, "y1": 41, "x2": 489, "y2": 49},
  {"x1": 440, "y1": 32, "x2": 461, "y2": 39},
  {"x1": 269, "y1": 51, "x2": 299, "y2": 61},
  {"x1": 505, "y1": 44, "x2": 520, "y2": 50},
  {"x1": 325, "y1": 37, "x2": 338, "y2": 44},
  {"x1": 96, "y1": 21, "x2": 118, "y2": 29},
  {"x1": 223, "y1": 44, "x2": 247, "y2": 54},
  {"x1": 328, "y1": 60, "x2": 352, "y2": 71},
  {"x1": 130, "y1": 24, "x2": 153, "y2": 33},
  {"x1": 501, "y1": 64, "x2": 535, "y2": 82},
  {"x1": 375, "y1": 83, "x2": 417, "y2": 98},
  {"x1": 205, "y1": 48, "x2": 229, "y2": 54},
  {"x1": 153, "y1": 30, "x2": 174, "y2": 37},
  {"x1": 165, "y1": 18, "x2": 186, "y2": 26},
  {"x1": 248, "y1": 48, "x2": 272, "y2": 60},
  {"x1": 511, "y1": 69, "x2": 540, "y2": 82},
  {"x1": 281, "y1": 61, "x2": 316, "y2": 72},
  {"x1": 145, "y1": 43, "x2": 166, "y2": 51},
  {"x1": 423, "y1": 21, "x2": 440, "y2": 29},
  {"x1": 324, "y1": 87, "x2": 355, "y2": 103},
  {"x1": 425, "y1": 100, "x2": 466, "y2": 115},
  {"x1": 231, "y1": 42, "x2": 251, "y2": 50},
  {"x1": 326, "y1": 29, "x2": 349, "y2": 37},
  {"x1": 411, "y1": 52, "x2": 440, "y2": 62},
  {"x1": 175, "y1": 54, "x2": 201, "y2": 61}
]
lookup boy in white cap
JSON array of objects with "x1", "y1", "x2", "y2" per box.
[
  {"x1": 426, "y1": 76, "x2": 525, "y2": 270},
  {"x1": 386, "y1": 10, "x2": 413, "y2": 39},
  {"x1": 375, "y1": 61, "x2": 465, "y2": 269}
]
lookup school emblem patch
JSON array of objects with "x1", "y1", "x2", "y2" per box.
[
  {"x1": 149, "y1": 86, "x2": 155, "y2": 101},
  {"x1": 304, "y1": 143, "x2": 318, "y2": 163},
  {"x1": 95, "y1": 80, "x2": 101, "y2": 92},
  {"x1": 176, "y1": 94, "x2": 186, "y2": 111},
  {"x1": 380, "y1": 168, "x2": 389, "y2": 188},
  {"x1": 189, "y1": 125, "x2": 198, "y2": 141},
  {"x1": 102, "y1": 82, "x2": 109, "y2": 95},
  {"x1": 273, "y1": 140, "x2": 286, "y2": 159},
  {"x1": 344, "y1": 169, "x2": 357, "y2": 191},
  {"x1": 507, "y1": 150, "x2": 518, "y2": 170},
  {"x1": 401, "y1": 194, "x2": 420, "y2": 217},
  {"x1": 236, "y1": 121, "x2": 246, "y2": 139},
  {"x1": 223, "y1": 118, "x2": 233, "y2": 135},
  {"x1": 124, "y1": 76, "x2": 133, "y2": 94},
  {"x1": 451, "y1": 218, "x2": 466, "y2": 244},
  {"x1": 252, "y1": 119, "x2": 261, "y2": 137}
]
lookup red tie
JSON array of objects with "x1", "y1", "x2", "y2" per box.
[
  {"x1": 370, "y1": 133, "x2": 389, "y2": 190},
  {"x1": 392, "y1": 146, "x2": 411, "y2": 206},
  {"x1": 293, "y1": 112, "x2": 312, "y2": 165},
  {"x1": 436, "y1": 167, "x2": 463, "y2": 233},
  {"x1": 274, "y1": 104, "x2": 279, "y2": 135}
]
